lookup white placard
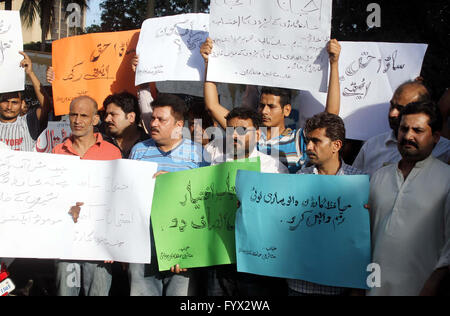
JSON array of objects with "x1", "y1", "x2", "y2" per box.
[
  {"x1": 35, "y1": 121, "x2": 72, "y2": 153},
  {"x1": 135, "y1": 13, "x2": 209, "y2": 85},
  {"x1": 296, "y1": 42, "x2": 428, "y2": 141},
  {"x1": 207, "y1": 0, "x2": 332, "y2": 92},
  {"x1": 0, "y1": 151, "x2": 157, "y2": 264},
  {"x1": 0, "y1": 10, "x2": 24, "y2": 93}
]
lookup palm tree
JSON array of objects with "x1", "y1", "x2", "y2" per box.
[{"x1": 20, "y1": 0, "x2": 89, "y2": 51}]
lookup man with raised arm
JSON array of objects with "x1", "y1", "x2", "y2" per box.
[
  {"x1": 200, "y1": 38, "x2": 342, "y2": 173},
  {"x1": 0, "y1": 52, "x2": 51, "y2": 152}
]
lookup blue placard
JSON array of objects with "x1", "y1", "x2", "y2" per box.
[{"x1": 235, "y1": 170, "x2": 371, "y2": 289}]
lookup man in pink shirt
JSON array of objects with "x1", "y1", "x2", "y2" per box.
[{"x1": 52, "y1": 95, "x2": 121, "y2": 296}]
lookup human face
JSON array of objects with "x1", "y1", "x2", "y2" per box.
[
  {"x1": 397, "y1": 113, "x2": 439, "y2": 162},
  {"x1": 0, "y1": 97, "x2": 23, "y2": 122},
  {"x1": 389, "y1": 86, "x2": 426, "y2": 132},
  {"x1": 227, "y1": 117, "x2": 260, "y2": 159},
  {"x1": 258, "y1": 94, "x2": 291, "y2": 130},
  {"x1": 104, "y1": 103, "x2": 135, "y2": 137},
  {"x1": 69, "y1": 99, "x2": 99, "y2": 138},
  {"x1": 305, "y1": 128, "x2": 341, "y2": 166},
  {"x1": 150, "y1": 106, "x2": 183, "y2": 146}
]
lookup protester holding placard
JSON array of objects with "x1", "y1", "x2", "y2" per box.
[
  {"x1": 52, "y1": 95, "x2": 122, "y2": 296},
  {"x1": 201, "y1": 38, "x2": 342, "y2": 174},
  {"x1": 0, "y1": 52, "x2": 51, "y2": 152},
  {"x1": 206, "y1": 107, "x2": 288, "y2": 296},
  {"x1": 368, "y1": 101, "x2": 449, "y2": 296},
  {"x1": 128, "y1": 94, "x2": 208, "y2": 296},
  {"x1": 353, "y1": 81, "x2": 450, "y2": 175},
  {"x1": 287, "y1": 112, "x2": 365, "y2": 296}
]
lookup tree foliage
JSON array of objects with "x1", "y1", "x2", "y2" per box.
[{"x1": 98, "y1": 0, "x2": 209, "y2": 32}]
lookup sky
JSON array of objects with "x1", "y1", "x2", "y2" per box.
[{"x1": 86, "y1": 0, "x2": 102, "y2": 26}]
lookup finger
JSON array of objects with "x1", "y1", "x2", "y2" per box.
[{"x1": 76, "y1": 202, "x2": 84, "y2": 207}]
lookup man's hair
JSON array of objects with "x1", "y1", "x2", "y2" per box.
[
  {"x1": 225, "y1": 107, "x2": 263, "y2": 129},
  {"x1": 70, "y1": 95, "x2": 99, "y2": 115},
  {"x1": 188, "y1": 100, "x2": 214, "y2": 129},
  {"x1": 103, "y1": 92, "x2": 141, "y2": 123},
  {"x1": 394, "y1": 80, "x2": 431, "y2": 103},
  {"x1": 399, "y1": 101, "x2": 443, "y2": 134},
  {"x1": 260, "y1": 87, "x2": 292, "y2": 107},
  {"x1": 305, "y1": 112, "x2": 346, "y2": 144},
  {"x1": 151, "y1": 93, "x2": 186, "y2": 121},
  {"x1": 0, "y1": 91, "x2": 23, "y2": 102}
]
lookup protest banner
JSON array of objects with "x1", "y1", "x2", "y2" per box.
[
  {"x1": 235, "y1": 170, "x2": 371, "y2": 289},
  {"x1": 151, "y1": 159, "x2": 260, "y2": 271},
  {"x1": 35, "y1": 121, "x2": 71, "y2": 153},
  {"x1": 0, "y1": 10, "x2": 24, "y2": 93},
  {"x1": 0, "y1": 151, "x2": 157, "y2": 264},
  {"x1": 136, "y1": 13, "x2": 209, "y2": 85},
  {"x1": 296, "y1": 42, "x2": 428, "y2": 140},
  {"x1": 51, "y1": 29, "x2": 140, "y2": 116},
  {"x1": 207, "y1": 0, "x2": 332, "y2": 92}
]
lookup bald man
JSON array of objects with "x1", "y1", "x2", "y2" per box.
[
  {"x1": 52, "y1": 96, "x2": 121, "y2": 296},
  {"x1": 353, "y1": 81, "x2": 450, "y2": 175}
]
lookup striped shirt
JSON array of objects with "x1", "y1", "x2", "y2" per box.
[
  {"x1": 129, "y1": 138, "x2": 209, "y2": 172},
  {"x1": 0, "y1": 109, "x2": 41, "y2": 152},
  {"x1": 288, "y1": 161, "x2": 365, "y2": 296},
  {"x1": 258, "y1": 128, "x2": 307, "y2": 174}
]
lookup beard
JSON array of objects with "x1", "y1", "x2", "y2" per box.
[{"x1": 389, "y1": 116, "x2": 401, "y2": 137}]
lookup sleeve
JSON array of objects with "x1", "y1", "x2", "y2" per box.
[
  {"x1": 352, "y1": 143, "x2": 367, "y2": 171},
  {"x1": 26, "y1": 108, "x2": 45, "y2": 140},
  {"x1": 436, "y1": 190, "x2": 450, "y2": 269}
]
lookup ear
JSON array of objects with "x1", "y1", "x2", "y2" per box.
[
  {"x1": 127, "y1": 112, "x2": 136, "y2": 124},
  {"x1": 93, "y1": 113, "x2": 101, "y2": 126},
  {"x1": 332, "y1": 139, "x2": 343, "y2": 154},
  {"x1": 432, "y1": 131, "x2": 441, "y2": 146},
  {"x1": 283, "y1": 104, "x2": 292, "y2": 118}
]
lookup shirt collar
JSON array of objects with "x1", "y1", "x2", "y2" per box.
[
  {"x1": 310, "y1": 159, "x2": 347, "y2": 175},
  {"x1": 63, "y1": 133, "x2": 103, "y2": 154},
  {"x1": 385, "y1": 130, "x2": 398, "y2": 145}
]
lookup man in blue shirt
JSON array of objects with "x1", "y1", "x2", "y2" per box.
[{"x1": 129, "y1": 94, "x2": 208, "y2": 296}]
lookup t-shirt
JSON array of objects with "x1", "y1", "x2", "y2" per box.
[
  {"x1": 0, "y1": 109, "x2": 42, "y2": 152},
  {"x1": 52, "y1": 133, "x2": 122, "y2": 160},
  {"x1": 129, "y1": 138, "x2": 209, "y2": 172}
]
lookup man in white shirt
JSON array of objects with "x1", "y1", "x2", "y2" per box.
[
  {"x1": 208, "y1": 107, "x2": 288, "y2": 296},
  {"x1": 353, "y1": 81, "x2": 449, "y2": 175},
  {"x1": 368, "y1": 101, "x2": 450, "y2": 296}
]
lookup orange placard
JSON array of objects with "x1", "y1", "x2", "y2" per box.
[{"x1": 52, "y1": 29, "x2": 140, "y2": 116}]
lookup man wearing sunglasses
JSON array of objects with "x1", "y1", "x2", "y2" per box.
[{"x1": 353, "y1": 80, "x2": 450, "y2": 175}]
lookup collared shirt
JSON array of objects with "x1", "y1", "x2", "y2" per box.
[
  {"x1": 258, "y1": 128, "x2": 308, "y2": 174},
  {"x1": 288, "y1": 160, "x2": 365, "y2": 296},
  {"x1": 129, "y1": 138, "x2": 209, "y2": 172},
  {"x1": 0, "y1": 109, "x2": 42, "y2": 152},
  {"x1": 211, "y1": 147, "x2": 289, "y2": 174},
  {"x1": 368, "y1": 155, "x2": 450, "y2": 296},
  {"x1": 103, "y1": 127, "x2": 150, "y2": 159},
  {"x1": 52, "y1": 133, "x2": 122, "y2": 160},
  {"x1": 353, "y1": 130, "x2": 450, "y2": 176}
]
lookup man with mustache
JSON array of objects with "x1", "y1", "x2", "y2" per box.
[
  {"x1": 102, "y1": 92, "x2": 149, "y2": 158},
  {"x1": 368, "y1": 101, "x2": 449, "y2": 296},
  {"x1": 128, "y1": 94, "x2": 208, "y2": 296},
  {"x1": 287, "y1": 112, "x2": 364, "y2": 296},
  {"x1": 207, "y1": 107, "x2": 287, "y2": 296},
  {"x1": 200, "y1": 38, "x2": 342, "y2": 173},
  {"x1": 0, "y1": 52, "x2": 51, "y2": 152},
  {"x1": 52, "y1": 95, "x2": 122, "y2": 296},
  {"x1": 353, "y1": 81, "x2": 450, "y2": 175}
]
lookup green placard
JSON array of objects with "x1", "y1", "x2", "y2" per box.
[{"x1": 151, "y1": 158, "x2": 261, "y2": 271}]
